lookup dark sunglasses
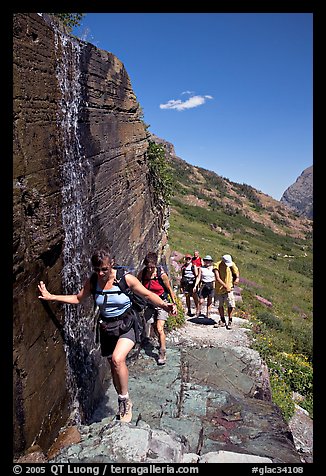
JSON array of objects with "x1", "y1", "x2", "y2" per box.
[{"x1": 93, "y1": 266, "x2": 110, "y2": 272}]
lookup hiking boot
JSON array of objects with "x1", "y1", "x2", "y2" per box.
[
  {"x1": 118, "y1": 398, "x2": 133, "y2": 423},
  {"x1": 187, "y1": 310, "x2": 194, "y2": 317},
  {"x1": 213, "y1": 320, "x2": 226, "y2": 328},
  {"x1": 157, "y1": 348, "x2": 166, "y2": 365},
  {"x1": 226, "y1": 319, "x2": 232, "y2": 330},
  {"x1": 142, "y1": 337, "x2": 153, "y2": 348}
]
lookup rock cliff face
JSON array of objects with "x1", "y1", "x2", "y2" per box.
[
  {"x1": 13, "y1": 13, "x2": 168, "y2": 456},
  {"x1": 280, "y1": 166, "x2": 313, "y2": 219}
]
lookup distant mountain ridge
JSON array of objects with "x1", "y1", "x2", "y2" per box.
[
  {"x1": 149, "y1": 133, "x2": 312, "y2": 240},
  {"x1": 280, "y1": 166, "x2": 313, "y2": 220}
]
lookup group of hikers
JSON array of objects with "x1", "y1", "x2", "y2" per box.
[
  {"x1": 37, "y1": 247, "x2": 239, "y2": 425},
  {"x1": 180, "y1": 250, "x2": 240, "y2": 328}
]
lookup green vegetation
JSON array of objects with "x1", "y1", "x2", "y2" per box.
[
  {"x1": 50, "y1": 13, "x2": 85, "y2": 31},
  {"x1": 167, "y1": 159, "x2": 313, "y2": 421},
  {"x1": 231, "y1": 182, "x2": 264, "y2": 211},
  {"x1": 249, "y1": 314, "x2": 313, "y2": 417},
  {"x1": 269, "y1": 374, "x2": 295, "y2": 421},
  {"x1": 166, "y1": 295, "x2": 186, "y2": 331},
  {"x1": 146, "y1": 141, "x2": 174, "y2": 206}
]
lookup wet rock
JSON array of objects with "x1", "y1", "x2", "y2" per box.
[
  {"x1": 50, "y1": 342, "x2": 301, "y2": 463},
  {"x1": 49, "y1": 421, "x2": 188, "y2": 463},
  {"x1": 40, "y1": 296, "x2": 311, "y2": 463},
  {"x1": 47, "y1": 426, "x2": 81, "y2": 460},
  {"x1": 14, "y1": 445, "x2": 48, "y2": 463}
]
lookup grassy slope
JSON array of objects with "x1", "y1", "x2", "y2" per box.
[
  {"x1": 167, "y1": 159, "x2": 313, "y2": 418},
  {"x1": 169, "y1": 201, "x2": 312, "y2": 322}
]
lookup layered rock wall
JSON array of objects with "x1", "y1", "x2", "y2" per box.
[{"x1": 13, "y1": 13, "x2": 168, "y2": 456}]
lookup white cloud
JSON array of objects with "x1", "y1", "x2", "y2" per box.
[{"x1": 160, "y1": 94, "x2": 213, "y2": 111}]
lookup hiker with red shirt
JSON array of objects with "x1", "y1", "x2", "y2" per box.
[
  {"x1": 138, "y1": 251, "x2": 176, "y2": 365},
  {"x1": 192, "y1": 250, "x2": 203, "y2": 268}
]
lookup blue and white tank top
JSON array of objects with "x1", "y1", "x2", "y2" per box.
[{"x1": 95, "y1": 283, "x2": 131, "y2": 319}]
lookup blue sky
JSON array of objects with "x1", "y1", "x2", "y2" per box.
[{"x1": 73, "y1": 13, "x2": 313, "y2": 201}]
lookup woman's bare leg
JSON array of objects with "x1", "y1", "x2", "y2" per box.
[{"x1": 109, "y1": 337, "x2": 135, "y2": 396}]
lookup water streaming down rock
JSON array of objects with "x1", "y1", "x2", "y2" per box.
[
  {"x1": 13, "y1": 13, "x2": 170, "y2": 455},
  {"x1": 54, "y1": 26, "x2": 95, "y2": 424}
]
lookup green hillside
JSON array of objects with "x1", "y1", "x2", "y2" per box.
[{"x1": 167, "y1": 155, "x2": 313, "y2": 420}]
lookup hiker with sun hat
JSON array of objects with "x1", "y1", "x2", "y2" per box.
[
  {"x1": 194, "y1": 255, "x2": 215, "y2": 318},
  {"x1": 213, "y1": 254, "x2": 240, "y2": 330}
]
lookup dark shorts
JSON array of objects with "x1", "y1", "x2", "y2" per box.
[
  {"x1": 99, "y1": 317, "x2": 136, "y2": 358},
  {"x1": 198, "y1": 282, "x2": 215, "y2": 299},
  {"x1": 181, "y1": 279, "x2": 196, "y2": 294}
]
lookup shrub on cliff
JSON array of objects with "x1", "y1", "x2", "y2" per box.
[
  {"x1": 50, "y1": 13, "x2": 85, "y2": 31},
  {"x1": 146, "y1": 141, "x2": 174, "y2": 206}
]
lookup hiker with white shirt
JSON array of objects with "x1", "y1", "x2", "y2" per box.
[{"x1": 194, "y1": 255, "x2": 215, "y2": 318}]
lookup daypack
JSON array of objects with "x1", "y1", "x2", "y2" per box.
[
  {"x1": 181, "y1": 263, "x2": 196, "y2": 283},
  {"x1": 115, "y1": 267, "x2": 148, "y2": 312},
  {"x1": 90, "y1": 267, "x2": 146, "y2": 343},
  {"x1": 181, "y1": 263, "x2": 196, "y2": 274},
  {"x1": 90, "y1": 267, "x2": 147, "y2": 313},
  {"x1": 140, "y1": 265, "x2": 169, "y2": 300}
]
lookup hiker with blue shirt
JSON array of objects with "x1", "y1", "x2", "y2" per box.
[{"x1": 38, "y1": 248, "x2": 177, "y2": 423}]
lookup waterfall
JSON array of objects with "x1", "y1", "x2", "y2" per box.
[
  {"x1": 54, "y1": 25, "x2": 92, "y2": 423},
  {"x1": 55, "y1": 32, "x2": 84, "y2": 296}
]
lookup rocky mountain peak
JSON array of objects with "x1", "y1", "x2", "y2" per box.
[
  {"x1": 280, "y1": 166, "x2": 313, "y2": 219},
  {"x1": 149, "y1": 133, "x2": 312, "y2": 240}
]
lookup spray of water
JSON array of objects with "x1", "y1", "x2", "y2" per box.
[{"x1": 54, "y1": 25, "x2": 90, "y2": 423}]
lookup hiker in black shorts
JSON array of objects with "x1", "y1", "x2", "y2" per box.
[
  {"x1": 38, "y1": 248, "x2": 177, "y2": 423},
  {"x1": 180, "y1": 254, "x2": 199, "y2": 316},
  {"x1": 194, "y1": 255, "x2": 215, "y2": 318}
]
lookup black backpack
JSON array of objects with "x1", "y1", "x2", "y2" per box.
[
  {"x1": 90, "y1": 267, "x2": 147, "y2": 344},
  {"x1": 90, "y1": 267, "x2": 147, "y2": 313},
  {"x1": 181, "y1": 263, "x2": 196, "y2": 282}
]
